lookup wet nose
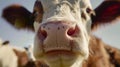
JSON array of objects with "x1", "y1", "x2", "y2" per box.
[{"x1": 38, "y1": 21, "x2": 78, "y2": 41}]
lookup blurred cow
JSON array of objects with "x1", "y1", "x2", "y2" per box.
[
  {"x1": 0, "y1": 41, "x2": 29, "y2": 67},
  {"x1": 2, "y1": 0, "x2": 120, "y2": 67},
  {"x1": 0, "y1": 41, "x2": 48, "y2": 67}
]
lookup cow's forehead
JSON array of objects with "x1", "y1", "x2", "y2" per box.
[
  {"x1": 37, "y1": 0, "x2": 90, "y2": 5},
  {"x1": 34, "y1": 0, "x2": 93, "y2": 24},
  {"x1": 37, "y1": 0, "x2": 80, "y2": 7},
  {"x1": 37, "y1": 0, "x2": 92, "y2": 9},
  {"x1": 37, "y1": 0, "x2": 80, "y2": 2}
]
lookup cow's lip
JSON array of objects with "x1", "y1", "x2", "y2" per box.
[{"x1": 45, "y1": 50, "x2": 78, "y2": 56}]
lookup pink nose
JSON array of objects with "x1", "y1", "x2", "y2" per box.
[{"x1": 38, "y1": 21, "x2": 78, "y2": 41}]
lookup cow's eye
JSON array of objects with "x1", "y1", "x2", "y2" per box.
[{"x1": 86, "y1": 7, "x2": 91, "y2": 14}]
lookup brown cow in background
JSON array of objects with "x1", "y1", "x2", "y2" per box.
[{"x1": 0, "y1": 40, "x2": 48, "y2": 67}]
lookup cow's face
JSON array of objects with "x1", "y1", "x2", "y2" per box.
[
  {"x1": 33, "y1": 0, "x2": 94, "y2": 67},
  {"x1": 2, "y1": 0, "x2": 120, "y2": 67}
]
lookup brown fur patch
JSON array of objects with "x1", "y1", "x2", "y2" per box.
[{"x1": 82, "y1": 36, "x2": 120, "y2": 67}]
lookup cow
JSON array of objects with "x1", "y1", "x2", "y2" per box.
[
  {"x1": 0, "y1": 40, "x2": 48, "y2": 67},
  {"x1": 0, "y1": 41, "x2": 29, "y2": 67},
  {"x1": 2, "y1": 0, "x2": 120, "y2": 67}
]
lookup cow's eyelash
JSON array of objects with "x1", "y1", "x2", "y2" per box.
[{"x1": 86, "y1": 8, "x2": 91, "y2": 14}]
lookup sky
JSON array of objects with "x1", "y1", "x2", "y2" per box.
[{"x1": 0, "y1": 0, "x2": 120, "y2": 48}]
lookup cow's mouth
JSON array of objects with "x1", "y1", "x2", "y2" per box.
[
  {"x1": 42, "y1": 49, "x2": 82, "y2": 67},
  {"x1": 45, "y1": 50, "x2": 76, "y2": 56},
  {"x1": 43, "y1": 48, "x2": 84, "y2": 58}
]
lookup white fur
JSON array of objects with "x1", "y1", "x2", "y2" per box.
[
  {"x1": 34, "y1": 0, "x2": 92, "y2": 67},
  {"x1": 0, "y1": 45, "x2": 18, "y2": 67},
  {"x1": 26, "y1": 45, "x2": 36, "y2": 61},
  {"x1": 0, "y1": 44, "x2": 27, "y2": 67}
]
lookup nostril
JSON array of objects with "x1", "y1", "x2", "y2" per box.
[
  {"x1": 67, "y1": 27, "x2": 76, "y2": 36},
  {"x1": 40, "y1": 29, "x2": 47, "y2": 38},
  {"x1": 67, "y1": 25, "x2": 79, "y2": 36}
]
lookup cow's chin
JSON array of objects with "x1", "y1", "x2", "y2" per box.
[
  {"x1": 34, "y1": 45, "x2": 88, "y2": 67},
  {"x1": 43, "y1": 50, "x2": 85, "y2": 67}
]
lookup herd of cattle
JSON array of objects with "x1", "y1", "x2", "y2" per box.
[{"x1": 1, "y1": 0, "x2": 120, "y2": 67}]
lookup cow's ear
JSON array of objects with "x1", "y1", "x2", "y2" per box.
[
  {"x1": 2, "y1": 4, "x2": 34, "y2": 31},
  {"x1": 91, "y1": 1, "x2": 120, "y2": 30},
  {"x1": 13, "y1": 49, "x2": 29, "y2": 66}
]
